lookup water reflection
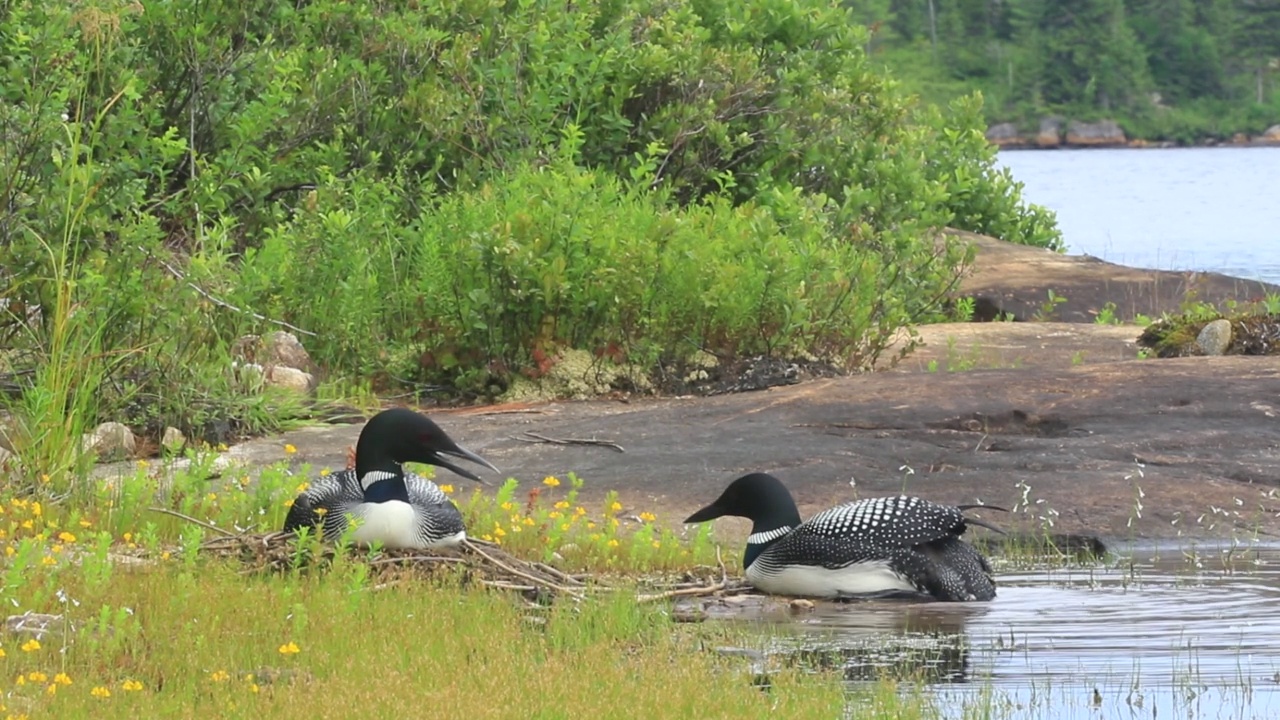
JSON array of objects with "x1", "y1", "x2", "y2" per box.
[{"x1": 703, "y1": 543, "x2": 1280, "y2": 719}]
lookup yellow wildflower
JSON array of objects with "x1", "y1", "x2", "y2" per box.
[
  {"x1": 313, "y1": 507, "x2": 328, "y2": 516},
  {"x1": 20, "y1": 639, "x2": 39, "y2": 653},
  {"x1": 206, "y1": 492, "x2": 217, "y2": 502},
  {"x1": 91, "y1": 686, "x2": 111, "y2": 698},
  {"x1": 639, "y1": 511, "x2": 656, "y2": 523},
  {"x1": 560, "y1": 523, "x2": 570, "y2": 532},
  {"x1": 27, "y1": 671, "x2": 47, "y2": 682},
  {"x1": 651, "y1": 541, "x2": 661, "y2": 549},
  {"x1": 136, "y1": 459, "x2": 149, "y2": 469},
  {"x1": 295, "y1": 482, "x2": 310, "y2": 494},
  {"x1": 51, "y1": 544, "x2": 64, "y2": 554},
  {"x1": 607, "y1": 539, "x2": 620, "y2": 548},
  {"x1": 160, "y1": 551, "x2": 171, "y2": 560},
  {"x1": 217, "y1": 442, "x2": 229, "y2": 451},
  {"x1": 554, "y1": 500, "x2": 570, "y2": 509},
  {"x1": 54, "y1": 672, "x2": 72, "y2": 685},
  {"x1": 610, "y1": 501, "x2": 622, "y2": 512},
  {"x1": 586, "y1": 522, "x2": 597, "y2": 530},
  {"x1": 40, "y1": 474, "x2": 51, "y2": 484},
  {"x1": 481, "y1": 534, "x2": 493, "y2": 542},
  {"x1": 0, "y1": 647, "x2": 5, "y2": 658},
  {"x1": 548, "y1": 511, "x2": 562, "y2": 519},
  {"x1": 4, "y1": 547, "x2": 14, "y2": 557},
  {"x1": 20, "y1": 520, "x2": 33, "y2": 530},
  {"x1": 31, "y1": 502, "x2": 41, "y2": 517},
  {"x1": 78, "y1": 519, "x2": 92, "y2": 528},
  {"x1": 284, "y1": 443, "x2": 297, "y2": 455},
  {"x1": 58, "y1": 531, "x2": 76, "y2": 543},
  {"x1": 439, "y1": 485, "x2": 454, "y2": 494},
  {"x1": 542, "y1": 476, "x2": 561, "y2": 488},
  {"x1": 16, "y1": 674, "x2": 26, "y2": 685},
  {"x1": 123, "y1": 532, "x2": 133, "y2": 542},
  {"x1": 46, "y1": 682, "x2": 58, "y2": 696},
  {"x1": 278, "y1": 641, "x2": 301, "y2": 655},
  {"x1": 249, "y1": 682, "x2": 260, "y2": 694},
  {"x1": 501, "y1": 501, "x2": 515, "y2": 511},
  {"x1": 493, "y1": 527, "x2": 506, "y2": 538},
  {"x1": 320, "y1": 467, "x2": 332, "y2": 476},
  {"x1": 522, "y1": 517, "x2": 535, "y2": 526},
  {"x1": 283, "y1": 499, "x2": 294, "y2": 508},
  {"x1": 122, "y1": 679, "x2": 143, "y2": 691},
  {"x1": 575, "y1": 506, "x2": 587, "y2": 516},
  {"x1": 210, "y1": 670, "x2": 230, "y2": 683}
]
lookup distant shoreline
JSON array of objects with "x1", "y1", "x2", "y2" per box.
[{"x1": 985, "y1": 119, "x2": 1280, "y2": 151}]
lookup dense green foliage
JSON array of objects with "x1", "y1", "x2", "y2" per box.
[
  {"x1": 0, "y1": 0, "x2": 1057, "y2": 474},
  {"x1": 850, "y1": 0, "x2": 1280, "y2": 142}
]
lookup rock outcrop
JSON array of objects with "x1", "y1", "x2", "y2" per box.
[
  {"x1": 1254, "y1": 124, "x2": 1280, "y2": 146},
  {"x1": 1065, "y1": 120, "x2": 1126, "y2": 147},
  {"x1": 1036, "y1": 117, "x2": 1063, "y2": 147},
  {"x1": 985, "y1": 122, "x2": 1027, "y2": 148}
]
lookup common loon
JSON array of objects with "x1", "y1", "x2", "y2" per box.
[
  {"x1": 283, "y1": 408, "x2": 499, "y2": 549},
  {"x1": 684, "y1": 472, "x2": 1004, "y2": 602}
]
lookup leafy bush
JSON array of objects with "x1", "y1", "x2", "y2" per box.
[{"x1": 1, "y1": 0, "x2": 1054, "y2": 469}]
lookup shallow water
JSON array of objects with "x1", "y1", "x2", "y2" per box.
[
  {"x1": 996, "y1": 147, "x2": 1280, "y2": 286},
  {"x1": 731, "y1": 543, "x2": 1280, "y2": 719}
]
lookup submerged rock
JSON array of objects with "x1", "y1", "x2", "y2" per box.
[{"x1": 1195, "y1": 319, "x2": 1233, "y2": 355}]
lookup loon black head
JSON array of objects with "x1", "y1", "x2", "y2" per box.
[
  {"x1": 685, "y1": 473, "x2": 803, "y2": 529},
  {"x1": 355, "y1": 408, "x2": 499, "y2": 497}
]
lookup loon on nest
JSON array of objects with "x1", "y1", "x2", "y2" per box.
[
  {"x1": 685, "y1": 473, "x2": 1005, "y2": 602},
  {"x1": 282, "y1": 408, "x2": 499, "y2": 549}
]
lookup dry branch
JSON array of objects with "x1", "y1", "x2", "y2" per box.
[{"x1": 512, "y1": 431, "x2": 625, "y2": 453}]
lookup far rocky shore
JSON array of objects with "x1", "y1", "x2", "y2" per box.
[{"x1": 987, "y1": 117, "x2": 1280, "y2": 149}]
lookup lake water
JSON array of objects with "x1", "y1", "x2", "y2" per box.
[
  {"x1": 996, "y1": 147, "x2": 1280, "y2": 286},
  {"x1": 695, "y1": 543, "x2": 1280, "y2": 719}
]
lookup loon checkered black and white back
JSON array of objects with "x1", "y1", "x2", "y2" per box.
[
  {"x1": 282, "y1": 408, "x2": 499, "y2": 549},
  {"x1": 684, "y1": 473, "x2": 1005, "y2": 602}
]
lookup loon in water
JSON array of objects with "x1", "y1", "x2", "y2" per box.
[
  {"x1": 685, "y1": 472, "x2": 1004, "y2": 602},
  {"x1": 282, "y1": 408, "x2": 499, "y2": 549}
]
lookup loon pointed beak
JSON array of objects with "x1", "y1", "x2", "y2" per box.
[
  {"x1": 685, "y1": 502, "x2": 726, "y2": 524},
  {"x1": 433, "y1": 443, "x2": 500, "y2": 485}
]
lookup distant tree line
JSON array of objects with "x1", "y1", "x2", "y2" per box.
[{"x1": 847, "y1": 0, "x2": 1280, "y2": 140}]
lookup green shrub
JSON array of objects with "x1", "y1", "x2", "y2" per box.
[{"x1": 1, "y1": 0, "x2": 1053, "y2": 460}]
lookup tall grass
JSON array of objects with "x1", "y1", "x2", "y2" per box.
[{"x1": 5, "y1": 87, "x2": 134, "y2": 495}]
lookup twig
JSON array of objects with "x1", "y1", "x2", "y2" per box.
[
  {"x1": 512, "y1": 431, "x2": 625, "y2": 453},
  {"x1": 148, "y1": 507, "x2": 237, "y2": 537},
  {"x1": 143, "y1": 247, "x2": 316, "y2": 337},
  {"x1": 636, "y1": 547, "x2": 730, "y2": 603},
  {"x1": 533, "y1": 561, "x2": 597, "y2": 588},
  {"x1": 462, "y1": 539, "x2": 582, "y2": 599}
]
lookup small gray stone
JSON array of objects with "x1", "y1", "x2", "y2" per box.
[
  {"x1": 1195, "y1": 319, "x2": 1233, "y2": 356},
  {"x1": 266, "y1": 366, "x2": 316, "y2": 394},
  {"x1": 162, "y1": 426, "x2": 187, "y2": 453},
  {"x1": 86, "y1": 421, "x2": 137, "y2": 459}
]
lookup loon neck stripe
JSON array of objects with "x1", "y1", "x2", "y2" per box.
[{"x1": 748, "y1": 526, "x2": 793, "y2": 545}]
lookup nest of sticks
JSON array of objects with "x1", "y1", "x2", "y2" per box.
[{"x1": 192, "y1": 522, "x2": 750, "y2": 605}]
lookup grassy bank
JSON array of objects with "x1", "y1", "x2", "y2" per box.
[{"x1": 0, "y1": 461, "x2": 942, "y2": 720}]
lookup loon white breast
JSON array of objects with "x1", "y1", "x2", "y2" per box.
[
  {"x1": 685, "y1": 472, "x2": 1005, "y2": 602},
  {"x1": 283, "y1": 408, "x2": 499, "y2": 550}
]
